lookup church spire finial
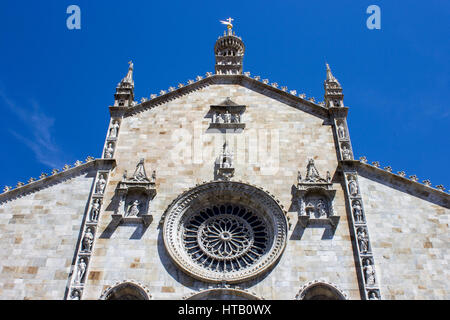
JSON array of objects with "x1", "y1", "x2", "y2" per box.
[
  {"x1": 326, "y1": 62, "x2": 338, "y2": 83},
  {"x1": 114, "y1": 61, "x2": 135, "y2": 107},
  {"x1": 122, "y1": 60, "x2": 134, "y2": 85},
  {"x1": 324, "y1": 62, "x2": 344, "y2": 108},
  {"x1": 215, "y1": 19, "x2": 245, "y2": 75},
  {"x1": 220, "y1": 17, "x2": 234, "y2": 36}
]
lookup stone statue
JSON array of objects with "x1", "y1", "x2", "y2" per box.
[
  {"x1": 76, "y1": 258, "x2": 87, "y2": 284},
  {"x1": 70, "y1": 289, "x2": 81, "y2": 300},
  {"x1": 358, "y1": 228, "x2": 369, "y2": 253},
  {"x1": 353, "y1": 200, "x2": 363, "y2": 222},
  {"x1": 338, "y1": 123, "x2": 346, "y2": 139},
  {"x1": 109, "y1": 121, "x2": 120, "y2": 138},
  {"x1": 232, "y1": 113, "x2": 240, "y2": 123},
  {"x1": 305, "y1": 158, "x2": 322, "y2": 182},
  {"x1": 368, "y1": 291, "x2": 379, "y2": 300},
  {"x1": 342, "y1": 145, "x2": 351, "y2": 160},
  {"x1": 82, "y1": 228, "x2": 94, "y2": 252},
  {"x1": 105, "y1": 143, "x2": 114, "y2": 158},
  {"x1": 224, "y1": 111, "x2": 232, "y2": 123},
  {"x1": 297, "y1": 171, "x2": 302, "y2": 184},
  {"x1": 117, "y1": 195, "x2": 125, "y2": 216},
  {"x1": 348, "y1": 176, "x2": 358, "y2": 196},
  {"x1": 364, "y1": 259, "x2": 376, "y2": 285},
  {"x1": 127, "y1": 200, "x2": 140, "y2": 217},
  {"x1": 326, "y1": 171, "x2": 331, "y2": 183},
  {"x1": 151, "y1": 170, "x2": 156, "y2": 183},
  {"x1": 317, "y1": 199, "x2": 327, "y2": 218},
  {"x1": 132, "y1": 159, "x2": 148, "y2": 181},
  {"x1": 96, "y1": 175, "x2": 107, "y2": 194},
  {"x1": 90, "y1": 199, "x2": 101, "y2": 221}
]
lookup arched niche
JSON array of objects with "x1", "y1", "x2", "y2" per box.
[
  {"x1": 100, "y1": 281, "x2": 152, "y2": 300},
  {"x1": 296, "y1": 281, "x2": 348, "y2": 300},
  {"x1": 185, "y1": 288, "x2": 262, "y2": 300}
]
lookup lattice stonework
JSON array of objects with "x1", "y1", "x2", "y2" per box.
[{"x1": 163, "y1": 181, "x2": 288, "y2": 284}]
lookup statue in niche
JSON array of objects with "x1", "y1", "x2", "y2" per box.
[
  {"x1": 224, "y1": 111, "x2": 232, "y2": 123},
  {"x1": 117, "y1": 195, "x2": 126, "y2": 216},
  {"x1": 127, "y1": 200, "x2": 140, "y2": 217},
  {"x1": 232, "y1": 113, "x2": 240, "y2": 123},
  {"x1": 326, "y1": 171, "x2": 331, "y2": 183},
  {"x1": 342, "y1": 144, "x2": 351, "y2": 160},
  {"x1": 364, "y1": 259, "x2": 376, "y2": 285},
  {"x1": 109, "y1": 121, "x2": 120, "y2": 138},
  {"x1": 104, "y1": 143, "x2": 114, "y2": 158},
  {"x1": 368, "y1": 291, "x2": 379, "y2": 300},
  {"x1": 95, "y1": 174, "x2": 107, "y2": 194},
  {"x1": 217, "y1": 113, "x2": 224, "y2": 123},
  {"x1": 353, "y1": 200, "x2": 363, "y2": 222},
  {"x1": 316, "y1": 199, "x2": 327, "y2": 218},
  {"x1": 151, "y1": 170, "x2": 156, "y2": 183},
  {"x1": 358, "y1": 228, "x2": 369, "y2": 253},
  {"x1": 70, "y1": 289, "x2": 81, "y2": 300},
  {"x1": 90, "y1": 199, "x2": 101, "y2": 221},
  {"x1": 305, "y1": 201, "x2": 315, "y2": 217},
  {"x1": 338, "y1": 123, "x2": 346, "y2": 139},
  {"x1": 348, "y1": 176, "x2": 359, "y2": 196},
  {"x1": 76, "y1": 258, "x2": 87, "y2": 284},
  {"x1": 220, "y1": 142, "x2": 233, "y2": 168},
  {"x1": 299, "y1": 199, "x2": 306, "y2": 216},
  {"x1": 81, "y1": 228, "x2": 94, "y2": 252}
]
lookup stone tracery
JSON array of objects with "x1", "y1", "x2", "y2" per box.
[{"x1": 163, "y1": 181, "x2": 288, "y2": 283}]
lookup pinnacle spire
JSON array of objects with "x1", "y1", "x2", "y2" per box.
[
  {"x1": 324, "y1": 62, "x2": 344, "y2": 108},
  {"x1": 326, "y1": 63, "x2": 339, "y2": 84},
  {"x1": 114, "y1": 61, "x2": 135, "y2": 107},
  {"x1": 122, "y1": 61, "x2": 134, "y2": 86}
]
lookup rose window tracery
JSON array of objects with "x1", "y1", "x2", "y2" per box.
[
  {"x1": 163, "y1": 181, "x2": 288, "y2": 283},
  {"x1": 183, "y1": 205, "x2": 269, "y2": 272}
]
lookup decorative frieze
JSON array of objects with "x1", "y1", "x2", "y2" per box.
[
  {"x1": 208, "y1": 97, "x2": 246, "y2": 130},
  {"x1": 66, "y1": 169, "x2": 111, "y2": 300}
]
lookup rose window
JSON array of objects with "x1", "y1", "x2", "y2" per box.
[
  {"x1": 163, "y1": 181, "x2": 288, "y2": 283},
  {"x1": 183, "y1": 205, "x2": 268, "y2": 272}
]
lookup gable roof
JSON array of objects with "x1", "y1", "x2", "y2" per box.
[{"x1": 110, "y1": 74, "x2": 330, "y2": 120}]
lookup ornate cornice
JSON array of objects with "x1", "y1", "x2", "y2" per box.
[
  {"x1": 339, "y1": 159, "x2": 450, "y2": 208},
  {"x1": 0, "y1": 158, "x2": 116, "y2": 204}
]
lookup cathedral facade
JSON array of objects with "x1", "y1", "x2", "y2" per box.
[{"x1": 0, "y1": 24, "x2": 448, "y2": 300}]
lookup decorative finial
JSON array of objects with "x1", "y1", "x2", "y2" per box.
[{"x1": 220, "y1": 17, "x2": 234, "y2": 35}]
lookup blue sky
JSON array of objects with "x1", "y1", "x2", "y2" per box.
[{"x1": 0, "y1": 0, "x2": 449, "y2": 189}]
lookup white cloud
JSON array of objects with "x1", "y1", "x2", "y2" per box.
[{"x1": 0, "y1": 91, "x2": 65, "y2": 169}]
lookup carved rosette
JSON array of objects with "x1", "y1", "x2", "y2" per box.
[{"x1": 162, "y1": 181, "x2": 288, "y2": 283}]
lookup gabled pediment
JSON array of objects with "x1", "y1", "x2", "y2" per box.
[{"x1": 110, "y1": 74, "x2": 330, "y2": 120}]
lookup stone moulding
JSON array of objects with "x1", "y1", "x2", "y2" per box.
[
  {"x1": 0, "y1": 158, "x2": 116, "y2": 204},
  {"x1": 351, "y1": 160, "x2": 450, "y2": 207},
  {"x1": 162, "y1": 180, "x2": 289, "y2": 284},
  {"x1": 112, "y1": 74, "x2": 328, "y2": 120},
  {"x1": 295, "y1": 280, "x2": 349, "y2": 300},
  {"x1": 183, "y1": 287, "x2": 264, "y2": 300},
  {"x1": 99, "y1": 280, "x2": 152, "y2": 300}
]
